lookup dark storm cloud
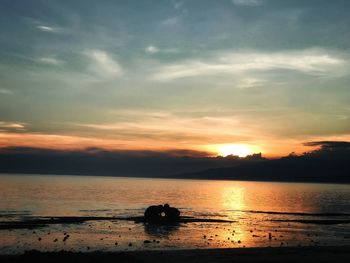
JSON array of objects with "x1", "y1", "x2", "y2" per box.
[
  {"x1": 0, "y1": 146, "x2": 211, "y2": 158},
  {"x1": 304, "y1": 141, "x2": 350, "y2": 149},
  {"x1": 303, "y1": 141, "x2": 350, "y2": 157}
]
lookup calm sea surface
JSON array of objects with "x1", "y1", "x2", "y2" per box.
[{"x1": 1, "y1": 174, "x2": 350, "y2": 253}]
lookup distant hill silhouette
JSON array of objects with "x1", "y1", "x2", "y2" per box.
[
  {"x1": 174, "y1": 141, "x2": 350, "y2": 183},
  {"x1": 0, "y1": 147, "x2": 265, "y2": 177},
  {"x1": 0, "y1": 141, "x2": 349, "y2": 184}
]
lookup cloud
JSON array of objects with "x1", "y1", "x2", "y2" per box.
[
  {"x1": 0, "y1": 89, "x2": 13, "y2": 95},
  {"x1": 304, "y1": 141, "x2": 350, "y2": 149},
  {"x1": 161, "y1": 16, "x2": 181, "y2": 27},
  {"x1": 84, "y1": 49, "x2": 123, "y2": 79},
  {"x1": 0, "y1": 146, "x2": 211, "y2": 158},
  {"x1": 36, "y1": 25, "x2": 59, "y2": 33},
  {"x1": 145, "y1": 45, "x2": 160, "y2": 54},
  {"x1": 152, "y1": 49, "x2": 346, "y2": 81},
  {"x1": 173, "y1": 1, "x2": 184, "y2": 10},
  {"x1": 145, "y1": 46, "x2": 178, "y2": 55},
  {"x1": 232, "y1": 0, "x2": 262, "y2": 6},
  {"x1": 0, "y1": 122, "x2": 26, "y2": 130},
  {"x1": 303, "y1": 141, "x2": 350, "y2": 157},
  {"x1": 36, "y1": 57, "x2": 62, "y2": 66},
  {"x1": 237, "y1": 78, "x2": 266, "y2": 89},
  {"x1": 75, "y1": 110, "x2": 252, "y2": 146}
]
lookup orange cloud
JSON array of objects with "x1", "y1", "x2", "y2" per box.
[{"x1": 1, "y1": 130, "x2": 350, "y2": 158}]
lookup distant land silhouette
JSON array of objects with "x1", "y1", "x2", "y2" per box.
[
  {"x1": 177, "y1": 141, "x2": 350, "y2": 183},
  {"x1": 0, "y1": 141, "x2": 349, "y2": 184}
]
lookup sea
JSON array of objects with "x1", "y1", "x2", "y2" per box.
[{"x1": 1, "y1": 174, "x2": 350, "y2": 254}]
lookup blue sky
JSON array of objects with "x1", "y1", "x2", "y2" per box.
[{"x1": 0, "y1": 0, "x2": 350, "y2": 156}]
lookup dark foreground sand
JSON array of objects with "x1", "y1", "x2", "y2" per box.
[{"x1": 1, "y1": 246, "x2": 350, "y2": 263}]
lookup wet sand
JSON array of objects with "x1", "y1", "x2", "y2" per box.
[
  {"x1": 0, "y1": 216, "x2": 234, "y2": 230},
  {"x1": 1, "y1": 246, "x2": 349, "y2": 263},
  {"x1": 2, "y1": 214, "x2": 349, "y2": 230}
]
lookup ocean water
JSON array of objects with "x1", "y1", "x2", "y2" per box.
[{"x1": 1, "y1": 174, "x2": 350, "y2": 254}]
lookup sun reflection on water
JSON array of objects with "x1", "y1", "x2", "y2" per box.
[{"x1": 221, "y1": 186, "x2": 246, "y2": 211}]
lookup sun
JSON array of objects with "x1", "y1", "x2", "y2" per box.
[{"x1": 218, "y1": 144, "x2": 253, "y2": 157}]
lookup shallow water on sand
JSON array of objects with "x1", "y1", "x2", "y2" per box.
[{"x1": 1, "y1": 174, "x2": 350, "y2": 254}]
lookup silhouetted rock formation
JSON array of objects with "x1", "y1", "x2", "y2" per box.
[{"x1": 144, "y1": 204, "x2": 180, "y2": 224}]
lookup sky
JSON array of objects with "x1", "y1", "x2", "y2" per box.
[{"x1": 0, "y1": 0, "x2": 350, "y2": 157}]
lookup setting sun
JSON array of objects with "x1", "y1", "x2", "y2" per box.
[{"x1": 218, "y1": 144, "x2": 253, "y2": 157}]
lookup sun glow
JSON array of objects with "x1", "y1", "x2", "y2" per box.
[{"x1": 217, "y1": 144, "x2": 254, "y2": 157}]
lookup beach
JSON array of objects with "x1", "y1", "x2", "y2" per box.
[
  {"x1": 1, "y1": 246, "x2": 350, "y2": 263},
  {"x1": 1, "y1": 175, "x2": 350, "y2": 255}
]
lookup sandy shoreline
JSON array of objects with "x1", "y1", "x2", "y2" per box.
[{"x1": 1, "y1": 246, "x2": 349, "y2": 263}]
